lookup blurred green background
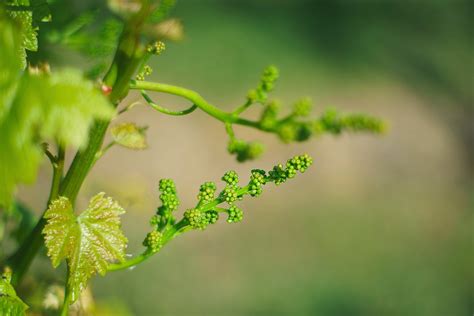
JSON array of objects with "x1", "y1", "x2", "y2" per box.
[{"x1": 20, "y1": 0, "x2": 472, "y2": 315}]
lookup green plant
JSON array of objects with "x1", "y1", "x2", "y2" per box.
[{"x1": 0, "y1": 1, "x2": 384, "y2": 314}]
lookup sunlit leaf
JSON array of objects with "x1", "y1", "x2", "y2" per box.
[
  {"x1": 6, "y1": 0, "x2": 39, "y2": 68},
  {"x1": 0, "y1": 271, "x2": 29, "y2": 316},
  {"x1": 43, "y1": 193, "x2": 128, "y2": 303},
  {"x1": 111, "y1": 122, "x2": 148, "y2": 150},
  {"x1": 0, "y1": 8, "x2": 22, "y2": 120},
  {"x1": 0, "y1": 66, "x2": 114, "y2": 207}
]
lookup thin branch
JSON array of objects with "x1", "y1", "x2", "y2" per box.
[
  {"x1": 94, "y1": 141, "x2": 116, "y2": 163},
  {"x1": 225, "y1": 122, "x2": 235, "y2": 140},
  {"x1": 141, "y1": 90, "x2": 198, "y2": 116},
  {"x1": 117, "y1": 100, "x2": 141, "y2": 115},
  {"x1": 42, "y1": 144, "x2": 57, "y2": 166},
  {"x1": 232, "y1": 99, "x2": 253, "y2": 116}
]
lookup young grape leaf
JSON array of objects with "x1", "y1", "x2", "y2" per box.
[
  {"x1": 0, "y1": 271, "x2": 29, "y2": 316},
  {"x1": 0, "y1": 9, "x2": 22, "y2": 120},
  {"x1": 111, "y1": 122, "x2": 148, "y2": 150},
  {"x1": 5, "y1": 0, "x2": 51, "y2": 68},
  {"x1": 43, "y1": 193, "x2": 128, "y2": 303},
  {"x1": 0, "y1": 67, "x2": 115, "y2": 207}
]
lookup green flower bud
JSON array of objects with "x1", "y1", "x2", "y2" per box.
[
  {"x1": 260, "y1": 100, "x2": 280, "y2": 129},
  {"x1": 147, "y1": 41, "x2": 166, "y2": 55},
  {"x1": 143, "y1": 230, "x2": 163, "y2": 252},
  {"x1": 277, "y1": 123, "x2": 297, "y2": 143},
  {"x1": 227, "y1": 205, "x2": 243, "y2": 223},
  {"x1": 248, "y1": 169, "x2": 267, "y2": 197},
  {"x1": 222, "y1": 186, "x2": 239, "y2": 203},
  {"x1": 198, "y1": 181, "x2": 217, "y2": 202},
  {"x1": 260, "y1": 65, "x2": 279, "y2": 93},
  {"x1": 158, "y1": 179, "x2": 179, "y2": 211},
  {"x1": 205, "y1": 210, "x2": 219, "y2": 225},
  {"x1": 184, "y1": 209, "x2": 207, "y2": 230},
  {"x1": 269, "y1": 164, "x2": 288, "y2": 185},
  {"x1": 150, "y1": 214, "x2": 160, "y2": 227},
  {"x1": 222, "y1": 171, "x2": 239, "y2": 186},
  {"x1": 292, "y1": 97, "x2": 312, "y2": 117},
  {"x1": 228, "y1": 139, "x2": 264, "y2": 162}
]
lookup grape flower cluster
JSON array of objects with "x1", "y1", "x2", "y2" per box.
[
  {"x1": 142, "y1": 178, "x2": 179, "y2": 252},
  {"x1": 225, "y1": 65, "x2": 384, "y2": 162},
  {"x1": 144, "y1": 154, "x2": 313, "y2": 250}
]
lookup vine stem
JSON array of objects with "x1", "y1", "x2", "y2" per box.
[
  {"x1": 232, "y1": 99, "x2": 253, "y2": 116},
  {"x1": 60, "y1": 268, "x2": 72, "y2": 316},
  {"x1": 7, "y1": 144, "x2": 64, "y2": 285}
]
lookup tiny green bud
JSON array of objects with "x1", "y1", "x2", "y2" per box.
[
  {"x1": 247, "y1": 89, "x2": 258, "y2": 103},
  {"x1": 227, "y1": 205, "x2": 243, "y2": 223},
  {"x1": 147, "y1": 41, "x2": 166, "y2": 55},
  {"x1": 205, "y1": 210, "x2": 219, "y2": 225},
  {"x1": 269, "y1": 164, "x2": 287, "y2": 185},
  {"x1": 143, "y1": 230, "x2": 163, "y2": 252},
  {"x1": 228, "y1": 139, "x2": 264, "y2": 162},
  {"x1": 184, "y1": 209, "x2": 207, "y2": 230},
  {"x1": 292, "y1": 97, "x2": 312, "y2": 117},
  {"x1": 222, "y1": 186, "x2": 239, "y2": 204},
  {"x1": 222, "y1": 170, "x2": 239, "y2": 186},
  {"x1": 248, "y1": 169, "x2": 267, "y2": 197},
  {"x1": 198, "y1": 181, "x2": 217, "y2": 202},
  {"x1": 150, "y1": 214, "x2": 160, "y2": 227},
  {"x1": 260, "y1": 100, "x2": 280, "y2": 129},
  {"x1": 159, "y1": 179, "x2": 179, "y2": 211},
  {"x1": 260, "y1": 65, "x2": 279, "y2": 93},
  {"x1": 277, "y1": 123, "x2": 297, "y2": 143}
]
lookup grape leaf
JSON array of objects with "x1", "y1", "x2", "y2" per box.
[
  {"x1": 0, "y1": 10, "x2": 115, "y2": 207},
  {"x1": 5, "y1": 0, "x2": 43, "y2": 68},
  {"x1": 0, "y1": 9, "x2": 22, "y2": 121},
  {"x1": 148, "y1": 0, "x2": 176, "y2": 23},
  {"x1": 43, "y1": 193, "x2": 128, "y2": 303},
  {"x1": 0, "y1": 272, "x2": 29, "y2": 316},
  {"x1": 111, "y1": 122, "x2": 148, "y2": 150},
  {"x1": 0, "y1": 67, "x2": 115, "y2": 207}
]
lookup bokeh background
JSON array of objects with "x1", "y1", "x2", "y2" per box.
[{"x1": 19, "y1": 0, "x2": 472, "y2": 315}]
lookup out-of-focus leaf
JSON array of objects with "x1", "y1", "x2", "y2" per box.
[
  {"x1": 111, "y1": 123, "x2": 148, "y2": 150},
  {"x1": 43, "y1": 193, "x2": 127, "y2": 303},
  {"x1": 0, "y1": 8, "x2": 22, "y2": 121},
  {"x1": 64, "y1": 18, "x2": 122, "y2": 58},
  {"x1": 144, "y1": 18, "x2": 183, "y2": 41},
  {"x1": 10, "y1": 201, "x2": 37, "y2": 244},
  {"x1": 0, "y1": 271, "x2": 29, "y2": 315},
  {"x1": 0, "y1": 67, "x2": 114, "y2": 207},
  {"x1": 148, "y1": 0, "x2": 176, "y2": 23},
  {"x1": 5, "y1": 0, "x2": 51, "y2": 67},
  {"x1": 108, "y1": 0, "x2": 141, "y2": 18},
  {"x1": 30, "y1": 0, "x2": 51, "y2": 24}
]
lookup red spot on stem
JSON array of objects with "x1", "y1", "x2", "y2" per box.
[{"x1": 101, "y1": 84, "x2": 112, "y2": 96}]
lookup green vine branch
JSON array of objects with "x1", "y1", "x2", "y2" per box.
[{"x1": 131, "y1": 76, "x2": 385, "y2": 162}]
